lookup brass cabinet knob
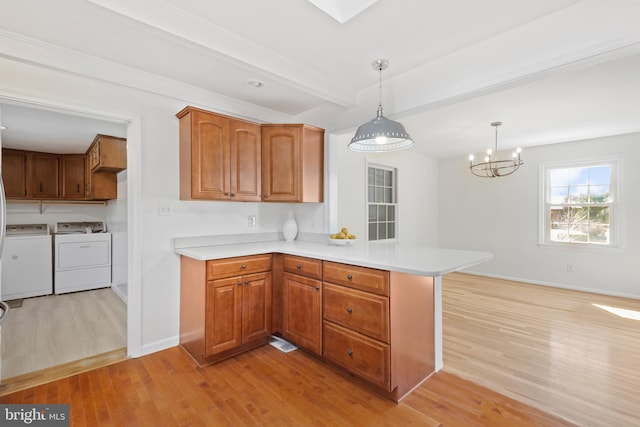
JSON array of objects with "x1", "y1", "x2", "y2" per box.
[
  {"x1": 347, "y1": 274, "x2": 353, "y2": 280},
  {"x1": 296, "y1": 264, "x2": 302, "y2": 269},
  {"x1": 241, "y1": 264, "x2": 246, "y2": 269},
  {"x1": 346, "y1": 307, "x2": 353, "y2": 314},
  {"x1": 347, "y1": 350, "x2": 353, "y2": 356},
  {"x1": 314, "y1": 286, "x2": 320, "y2": 291}
]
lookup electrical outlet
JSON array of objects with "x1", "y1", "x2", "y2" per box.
[
  {"x1": 158, "y1": 202, "x2": 174, "y2": 216},
  {"x1": 248, "y1": 215, "x2": 257, "y2": 228}
]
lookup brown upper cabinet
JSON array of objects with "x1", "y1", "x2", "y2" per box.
[
  {"x1": 261, "y1": 124, "x2": 324, "y2": 203},
  {"x1": 88, "y1": 134, "x2": 127, "y2": 172},
  {"x1": 1, "y1": 133, "x2": 126, "y2": 201},
  {"x1": 61, "y1": 155, "x2": 86, "y2": 200},
  {"x1": 1, "y1": 148, "x2": 29, "y2": 198},
  {"x1": 177, "y1": 107, "x2": 261, "y2": 201},
  {"x1": 32, "y1": 153, "x2": 61, "y2": 199},
  {"x1": 177, "y1": 106, "x2": 324, "y2": 203}
]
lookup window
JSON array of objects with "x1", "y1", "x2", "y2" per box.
[
  {"x1": 367, "y1": 164, "x2": 397, "y2": 241},
  {"x1": 541, "y1": 160, "x2": 618, "y2": 247}
]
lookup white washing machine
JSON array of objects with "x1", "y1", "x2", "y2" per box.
[
  {"x1": 54, "y1": 222, "x2": 111, "y2": 294},
  {"x1": 1, "y1": 224, "x2": 53, "y2": 300}
]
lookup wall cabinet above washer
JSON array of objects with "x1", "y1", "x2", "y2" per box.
[{"x1": 87, "y1": 134, "x2": 127, "y2": 172}]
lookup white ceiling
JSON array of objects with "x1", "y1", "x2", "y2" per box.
[{"x1": 1, "y1": 0, "x2": 640, "y2": 158}]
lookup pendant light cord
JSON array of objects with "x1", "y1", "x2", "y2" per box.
[{"x1": 376, "y1": 62, "x2": 384, "y2": 118}]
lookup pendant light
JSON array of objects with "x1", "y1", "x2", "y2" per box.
[{"x1": 349, "y1": 59, "x2": 414, "y2": 152}]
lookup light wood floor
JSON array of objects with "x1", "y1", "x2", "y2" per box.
[
  {"x1": 1, "y1": 274, "x2": 637, "y2": 425},
  {"x1": 443, "y1": 272, "x2": 640, "y2": 427},
  {"x1": 0, "y1": 345, "x2": 572, "y2": 426},
  {"x1": 1, "y1": 288, "x2": 127, "y2": 379}
]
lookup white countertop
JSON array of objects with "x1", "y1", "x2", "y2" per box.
[{"x1": 174, "y1": 236, "x2": 493, "y2": 277}]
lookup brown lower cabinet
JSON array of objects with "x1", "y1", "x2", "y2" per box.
[
  {"x1": 180, "y1": 254, "x2": 272, "y2": 366},
  {"x1": 180, "y1": 253, "x2": 435, "y2": 402}
]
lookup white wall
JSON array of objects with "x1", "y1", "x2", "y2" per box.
[
  {"x1": 0, "y1": 56, "x2": 327, "y2": 355},
  {"x1": 334, "y1": 133, "x2": 439, "y2": 245},
  {"x1": 438, "y1": 133, "x2": 640, "y2": 298}
]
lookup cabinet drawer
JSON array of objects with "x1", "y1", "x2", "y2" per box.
[
  {"x1": 324, "y1": 283, "x2": 389, "y2": 343},
  {"x1": 207, "y1": 254, "x2": 272, "y2": 280},
  {"x1": 283, "y1": 255, "x2": 323, "y2": 280},
  {"x1": 323, "y1": 322, "x2": 390, "y2": 390},
  {"x1": 323, "y1": 261, "x2": 389, "y2": 296}
]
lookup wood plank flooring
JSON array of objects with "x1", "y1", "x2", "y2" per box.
[
  {"x1": 442, "y1": 272, "x2": 640, "y2": 427},
  {"x1": 0, "y1": 345, "x2": 572, "y2": 426},
  {"x1": 1, "y1": 288, "x2": 127, "y2": 379},
  {"x1": 1, "y1": 273, "x2": 636, "y2": 425}
]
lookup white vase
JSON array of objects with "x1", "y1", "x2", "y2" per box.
[{"x1": 282, "y1": 211, "x2": 298, "y2": 242}]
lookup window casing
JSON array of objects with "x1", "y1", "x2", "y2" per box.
[
  {"x1": 367, "y1": 164, "x2": 397, "y2": 241},
  {"x1": 541, "y1": 159, "x2": 618, "y2": 248}
]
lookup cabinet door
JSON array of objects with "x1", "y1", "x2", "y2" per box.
[
  {"x1": 205, "y1": 276, "x2": 243, "y2": 356},
  {"x1": 61, "y1": 155, "x2": 86, "y2": 199},
  {"x1": 230, "y1": 119, "x2": 261, "y2": 201},
  {"x1": 191, "y1": 111, "x2": 230, "y2": 200},
  {"x1": 1, "y1": 149, "x2": 28, "y2": 198},
  {"x1": 32, "y1": 153, "x2": 59, "y2": 198},
  {"x1": 282, "y1": 272, "x2": 322, "y2": 354},
  {"x1": 242, "y1": 272, "x2": 272, "y2": 342},
  {"x1": 261, "y1": 126, "x2": 301, "y2": 202}
]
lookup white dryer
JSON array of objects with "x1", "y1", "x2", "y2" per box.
[
  {"x1": 54, "y1": 222, "x2": 111, "y2": 294},
  {"x1": 1, "y1": 224, "x2": 53, "y2": 300}
]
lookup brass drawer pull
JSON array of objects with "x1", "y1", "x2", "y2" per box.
[
  {"x1": 241, "y1": 264, "x2": 247, "y2": 269},
  {"x1": 347, "y1": 274, "x2": 353, "y2": 280},
  {"x1": 346, "y1": 307, "x2": 353, "y2": 314},
  {"x1": 347, "y1": 349, "x2": 353, "y2": 357},
  {"x1": 296, "y1": 264, "x2": 302, "y2": 269}
]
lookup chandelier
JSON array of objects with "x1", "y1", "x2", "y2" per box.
[
  {"x1": 349, "y1": 59, "x2": 414, "y2": 152},
  {"x1": 468, "y1": 122, "x2": 523, "y2": 178}
]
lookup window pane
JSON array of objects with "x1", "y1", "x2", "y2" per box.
[
  {"x1": 388, "y1": 222, "x2": 395, "y2": 239},
  {"x1": 369, "y1": 205, "x2": 377, "y2": 221},
  {"x1": 589, "y1": 185, "x2": 610, "y2": 203},
  {"x1": 388, "y1": 205, "x2": 395, "y2": 221},
  {"x1": 384, "y1": 170, "x2": 392, "y2": 186},
  {"x1": 375, "y1": 187, "x2": 383, "y2": 203},
  {"x1": 589, "y1": 224, "x2": 609, "y2": 244},
  {"x1": 550, "y1": 187, "x2": 568, "y2": 204},
  {"x1": 368, "y1": 167, "x2": 375, "y2": 183},
  {"x1": 368, "y1": 185, "x2": 374, "y2": 202},
  {"x1": 549, "y1": 169, "x2": 569, "y2": 186},
  {"x1": 588, "y1": 206, "x2": 609, "y2": 224},
  {"x1": 384, "y1": 187, "x2": 392, "y2": 203},
  {"x1": 378, "y1": 223, "x2": 387, "y2": 240},
  {"x1": 569, "y1": 167, "x2": 589, "y2": 186},
  {"x1": 369, "y1": 223, "x2": 377, "y2": 240},
  {"x1": 375, "y1": 169, "x2": 384, "y2": 186},
  {"x1": 378, "y1": 205, "x2": 387, "y2": 221},
  {"x1": 589, "y1": 165, "x2": 611, "y2": 185}
]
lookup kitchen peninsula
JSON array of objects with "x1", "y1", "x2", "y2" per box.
[{"x1": 175, "y1": 234, "x2": 492, "y2": 401}]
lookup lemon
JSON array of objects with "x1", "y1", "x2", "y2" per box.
[{"x1": 341, "y1": 227, "x2": 348, "y2": 234}]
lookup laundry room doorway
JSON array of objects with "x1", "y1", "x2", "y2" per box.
[{"x1": 0, "y1": 97, "x2": 139, "y2": 388}]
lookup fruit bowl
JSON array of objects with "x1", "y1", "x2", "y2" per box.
[{"x1": 328, "y1": 237, "x2": 357, "y2": 246}]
